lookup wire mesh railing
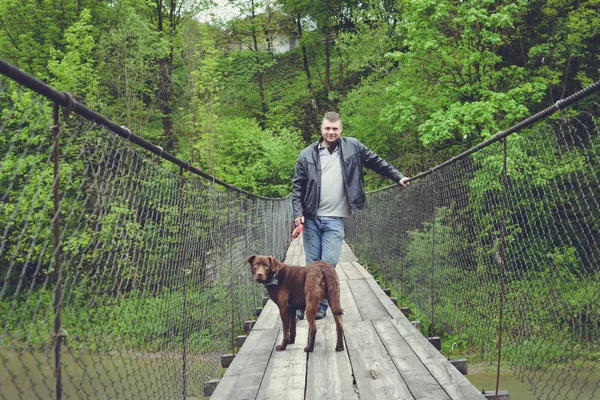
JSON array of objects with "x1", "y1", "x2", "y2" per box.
[
  {"x1": 345, "y1": 84, "x2": 600, "y2": 399},
  {"x1": 0, "y1": 60, "x2": 293, "y2": 399}
]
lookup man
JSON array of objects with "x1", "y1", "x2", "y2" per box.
[{"x1": 292, "y1": 111, "x2": 409, "y2": 320}]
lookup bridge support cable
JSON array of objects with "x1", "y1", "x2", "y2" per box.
[
  {"x1": 495, "y1": 138, "x2": 509, "y2": 397},
  {"x1": 52, "y1": 102, "x2": 62, "y2": 400}
]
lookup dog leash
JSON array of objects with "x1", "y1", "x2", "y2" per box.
[{"x1": 292, "y1": 223, "x2": 303, "y2": 238}]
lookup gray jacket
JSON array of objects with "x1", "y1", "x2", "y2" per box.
[{"x1": 292, "y1": 137, "x2": 404, "y2": 219}]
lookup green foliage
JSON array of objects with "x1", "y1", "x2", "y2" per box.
[
  {"x1": 1, "y1": 285, "x2": 236, "y2": 352},
  {"x1": 0, "y1": 85, "x2": 55, "y2": 290},
  {"x1": 340, "y1": 73, "x2": 441, "y2": 184},
  {"x1": 1, "y1": 0, "x2": 598, "y2": 195},
  {"x1": 0, "y1": 0, "x2": 109, "y2": 76},
  {"x1": 47, "y1": 9, "x2": 100, "y2": 107},
  {"x1": 95, "y1": 0, "x2": 166, "y2": 139},
  {"x1": 194, "y1": 116, "x2": 301, "y2": 196},
  {"x1": 177, "y1": 20, "x2": 224, "y2": 165},
  {"x1": 336, "y1": 17, "x2": 397, "y2": 79},
  {"x1": 526, "y1": 0, "x2": 600, "y2": 95},
  {"x1": 219, "y1": 50, "x2": 268, "y2": 119},
  {"x1": 386, "y1": 0, "x2": 545, "y2": 148}
]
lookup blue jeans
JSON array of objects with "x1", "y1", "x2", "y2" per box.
[{"x1": 303, "y1": 216, "x2": 345, "y2": 311}]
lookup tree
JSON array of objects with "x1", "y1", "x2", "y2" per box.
[
  {"x1": 178, "y1": 19, "x2": 224, "y2": 171},
  {"x1": 0, "y1": 0, "x2": 109, "y2": 76},
  {"x1": 195, "y1": 117, "x2": 301, "y2": 197},
  {"x1": 277, "y1": 0, "x2": 321, "y2": 139},
  {"x1": 145, "y1": 0, "x2": 207, "y2": 151},
  {"x1": 521, "y1": 0, "x2": 600, "y2": 101},
  {"x1": 386, "y1": 0, "x2": 548, "y2": 148},
  {"x1": 96, "y1": 0, "x2": 164, "y2": 140},
  {"x1": 226, "y1": 0, "x2": 281, "y2": 126},
  {"x1": 48, "y1": 9, "x2": 100, "y2": 107}
]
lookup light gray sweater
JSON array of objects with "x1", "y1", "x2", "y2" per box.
[{"x1": 317, "y1": 145, "x2": 352, "y2": 217}]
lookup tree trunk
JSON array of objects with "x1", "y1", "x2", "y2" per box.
[
  {"x1": 338, "y1": 48, "x2": 345, "y2": 101},
  {"x1": 155, "y1": 0, "x2": 175, "y2": 151},
  {"x1": 158, "y1": 53, "x2": 175, "y2": 150},
  {"x1": 296, "y1": 14, "x2": 320, "y2": 137},
  {"x1": 325, "y1": 33, "x2": 331, "y2": 96},
  {"x1": 251, "y1": 0, "x2": 267, "y2": 126},
  {"x1": 256, "y1": 67, "x2": 268, "y2": 125}
]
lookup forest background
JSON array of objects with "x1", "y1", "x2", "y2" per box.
[{"x1": 2, "y1": 0, "x2": 598, "y2": 197}]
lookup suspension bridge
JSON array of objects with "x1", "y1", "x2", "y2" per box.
[
  {"x1": 1, "y1": 58, "x2": 599, "y2": 400},
  {"x1": 209, "y1": 237, "x2": 486, "y2": 399}
]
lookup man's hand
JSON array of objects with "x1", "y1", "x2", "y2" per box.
[
  {"x1": 292, "y1": 216, "x2": 305, "y2": 238},
  {"x1": 398, "y1": 177, "x2": 410, "y2": 188}
]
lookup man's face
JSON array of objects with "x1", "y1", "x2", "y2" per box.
[{"x1": 321, "y1": 119, "x2": 342, "y2": 147}]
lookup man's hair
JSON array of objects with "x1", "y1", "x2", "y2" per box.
[{"x1": 323, "y1": 111, "x2": 341, "y2": 124}]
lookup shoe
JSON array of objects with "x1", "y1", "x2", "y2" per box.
[
  {"x1": 315, "y1": 308, "x2": 327, "y2": 320},
  {"x1": 296, "y1": 309, "x2": 305, "y2": 320}
]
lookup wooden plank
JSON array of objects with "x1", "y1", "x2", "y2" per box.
[
  {"x1": 340, "y1": 242, "x2": 358, "y2": 262},
  {"x1": 364, "y1": 278, "x2": 406, "y2": 320},
  {"x1": 338, "y1": 261, "x2": 365, "y2": 280},
  {"x1": 255, "y1": 326, "x2": 309, "y2": 400},
  {"x1": 347, "y1": 279, "x2": 392, "y2": 321},
  {"x1": 284, "y1": 252, "x2": 296, "y2": 264},
  {"x1": 283, "y1": 254, "x2": 297, "y2": 266},
  {"x1": 288, "y1": 243, "x2": 304, "y2": 265},
  {"x1": 285, "y1": 255, "x2": 297, "y2": 266},
  {"x1": 283, "y1": 238, "x2": 303, "y2": 265},
  {"x1": 351, "y1": 261, "x2": 374, "y2": 279},
  {"x1": 390, "y1": 319, "x2": 485, "y2": 400},
  {"x1": 336, "y1": 265, "x2": 350, "y2": 280},
  {"x1": 252, "y1": 300, "x2": 280, "y2": 330},
  {"x1": 373, "y1": 320, "x2": 451, "y2": 400},
  {"x1": 306, "y1": 323, "x2": 358, "y2": 400},
  {"x1": 226, "y1": 327, "x2": 279, "y2": 375},
  {"x1": 294, "y1": 244, "x2": 301, "y2": 255},
  {"x1": 210, "y1": 327, "x2": 280, "y2": 400},
  {"x1": 339, "y1": 279, "x2": 362, "y2": 322},
  {"x1": 344, "y1": 321, "x2": 414, "y2": 399},
  {"x1": 291, "y1": 249, "x2": 301, "y2": 265},
  {"x1": 209, "y1": 372, "x2": 265, "y2": 400},
  {"x1": 285, "y1": 246, "x2": 295, "y2": 260}
]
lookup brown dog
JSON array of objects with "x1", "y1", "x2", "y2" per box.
[{"x1": 246, "y1": 255, "x2": 344, "y2": 352}]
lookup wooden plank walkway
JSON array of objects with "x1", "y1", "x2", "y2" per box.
[{"x1": 210, "y1": 236, "x2": 485, "y2": 400}]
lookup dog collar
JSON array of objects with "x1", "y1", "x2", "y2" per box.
[{"x1": 263, "y1": 272, "x2": 279, "y2": 287}]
